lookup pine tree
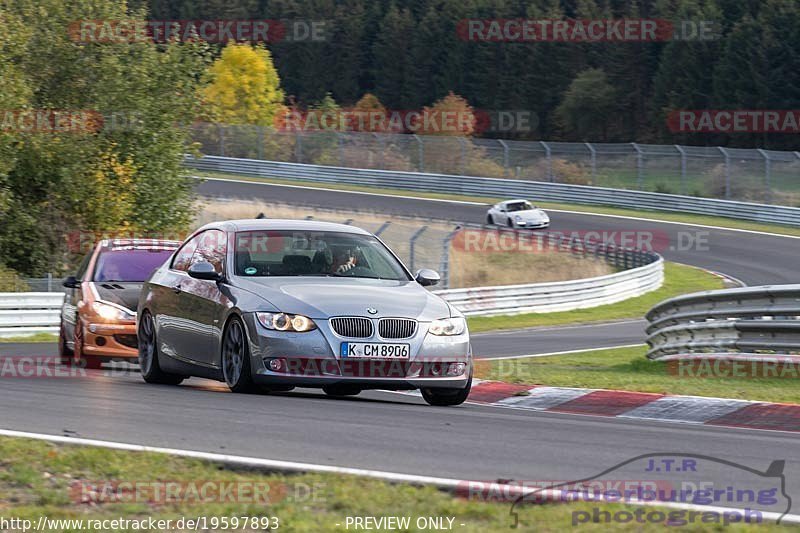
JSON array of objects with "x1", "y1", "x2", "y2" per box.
[
  {"x1": 326, "y1": 0, "x2": 366, "y2": 104},
  {"x1": 650, "y1": 0, "x2": 724, "y2": 143},
  {"x1": 372, "y1": 4, "x2": 415, "y2": 108}
]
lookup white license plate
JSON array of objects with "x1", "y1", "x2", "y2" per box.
[{"x1": 340, "y1": 342, "x2": 410, "y2": 359}]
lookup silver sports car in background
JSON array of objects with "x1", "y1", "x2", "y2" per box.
[
  {"x1": 137, "y1": 219, "x2": 473, "y2": 406},
  {"x1": 486, "y1": 199, "x2": 550, "y2": 229}
]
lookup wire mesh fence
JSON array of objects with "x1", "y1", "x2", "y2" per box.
[
  {"x1": 191, "y1": 123, "x2": 800, "y2": 207},
  {"x1": 19, "y1": 225, "x2": 650, "y2": 292}
]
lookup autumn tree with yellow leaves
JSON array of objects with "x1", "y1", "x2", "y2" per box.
[{"x1": 200, "y1": 44, "x2": 286, "y2": 126}]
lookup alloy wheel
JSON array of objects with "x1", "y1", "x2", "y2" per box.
[
  {"x1": 222, "y1": 320, "x2": 245, "y2": 387},
  {"x1": 138, "y1": 312, "x2": 155, "y2": 376}
]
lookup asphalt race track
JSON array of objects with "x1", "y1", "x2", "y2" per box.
[
  {"x1": 471, "y1": 320, "x2": 646, "y2": 358},
  {"x1": 1, "y1": 177, "x2": 799, "y2": 519},
  {"x1": 0, "y1": 318, "x2": 645, "y2": 363},
  {"x1": 196, "y1": 177, "x2": 800, "y2": 285},
  {"x1": 1, "y1": 362, "x2": 799, "y2": 517}
]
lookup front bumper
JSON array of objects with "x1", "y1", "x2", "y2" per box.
[
  {"x1": 242, "y1": 315, "x2": 472, "y2": 390},
  {"x1": 83, "y1": 322, "x2": 138, "y2": 359},
  {"x1": 514, "y1": 220, "x2": 550, "y2": 229}
]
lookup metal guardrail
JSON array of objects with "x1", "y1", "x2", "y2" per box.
[
  {"x1": 0, "y1": 252, "x2": 663, "y2": 330},
  {"x1": 646, "y1": 285, "x2": 800, "y2": 360},
  {"x1": 191, "y1": 125, "x2": 800, "y2": 206},
  {"x1": 0, "y1": 292, "x2": 64, "y2": 337},
  {"x1": 435, "y1": 256, "x2": 663, "y2": 316},
  {"x1": 185, "y1": 156, "x2": 800, "y2": 227}
]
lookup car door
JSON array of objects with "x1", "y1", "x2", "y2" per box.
[
  {"x1": 151, "y1": 233, "x2": 201, "y2": 362},
  {"x1": 176, "y1": 229, "x2": 229, "y2": 367},
  {"x1": 498, "y1": 204, "x2": 510, "y2": 225}
]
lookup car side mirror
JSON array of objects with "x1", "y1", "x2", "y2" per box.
[
  {"x1": 188, "y1": 261, "x2": 222, "y2": 281},
  {"x1": 63, "y1": 275, "x2": 80, "y2": 289},
  {"x1": 415, "y1": 269, "x2": 440, "y2": 287}
]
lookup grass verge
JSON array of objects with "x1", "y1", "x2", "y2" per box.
[
  {"x1": 467, "y1": 262, "x2": 724, "y2": 333},
  {"x1": 194, "y1": 172, "x2": 800, "y2": 237},
  {"x1": 0, "y1": 333, "x2": 58, "y2": 343},
  {"x1": 0, "y1": 436, "x2": 786, "y2": 532},
  {"x1": 476, "y1": 345, "x2": 800, "y2": 404}
]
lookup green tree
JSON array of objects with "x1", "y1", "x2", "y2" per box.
[
  {"x1": 372, "y1": 4, "x2": 415, "y2": 108},
  {"x1": 651, "y1": 0, "x2": 724, "y2": 142},
  {"x1": 0, "y1": 0, "x2": 206, "y2": 275},
  {"x1": 555, "y1": 69, "x2": 617, "y2": 141},
  {"x1": 326, "y1": 0, "x2": 366, "y2": 104},
  {"x1": 711, "y1": 15, "x2": 767, "y2": 147},
  {"x1": 759, "y1": 0, "x2": 800, "y2": 149}
]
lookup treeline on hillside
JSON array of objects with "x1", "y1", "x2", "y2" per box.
[{"x1": 139, "y1": 0, "x2": 800, "y2": 149}]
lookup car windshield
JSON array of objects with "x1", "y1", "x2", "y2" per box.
[
  {"x1": 235, "y1": 230, "x2": 411, "y2": 281},
  {"x1": 506, "y1": 201, "x2": 534, "y2": 212},
  {"x1": 93, "y1": 248, "x2": 175, "y2": 282}
]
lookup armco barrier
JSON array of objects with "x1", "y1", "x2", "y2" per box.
[
  {"x1": 0, "y1": 292, "x2": 65, "y2": 337},
  {"x1": 646, "y1": 285, "x2": 800, "y2": 360},
  {"x1": 185, "y1": 156, "x2": 800, "y2": 227},
  {"x1": 0, "y1": 259, "x2": 664, "y2": 331},
  {"x1": 435, "y1": 256, "x2": 663, "y2": 316}
]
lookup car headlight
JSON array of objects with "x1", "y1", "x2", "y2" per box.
[
  {"x1": 92, "y1": 301, "x2": 135, "y2": 321},
  {"x1": 514, "y1": 215, "x2": 523, "y2": 222},
  {"x1": 428, "y1": 317, "x2": 467, "y2": 336},
  {"x1": 256, "y1": 312, "x2": 317, "y2": 332}
]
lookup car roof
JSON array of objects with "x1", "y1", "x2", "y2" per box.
[
  {"x1": 502, "y1": 199, "x2": 530, "y2": 205},
  {"x1": 196, "y1": 219, "x2": 373, "y2": 235},
  {"x1": 98, "y1": 238, "x2": 181, "y2": 251}
]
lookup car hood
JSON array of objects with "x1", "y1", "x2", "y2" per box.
[
  {"x1": 92, "y1": 281, "x2": 142, "y2": 312},
  {"x1": 233, "y1": 277, "x2": 452, "y2": 321},
  {"x1": 513, "y1": 208, "x2": 548, "y2": 220}
]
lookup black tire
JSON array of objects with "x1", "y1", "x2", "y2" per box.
[
  {"x1": 221, "y1": 317, "x2": 257, "y2": 393},
  {"x1": 58, "y1": 323, "x2": 73, "y2": 365},
  {"x1": 421, "y1": 370, "x2": 472, "y2": 406},
  {"x1": 507, "y1": 218, "x2": 514, "y2": 228},
  {"x1": 138, "y1": 311, "x2": 184, "y2": 385},
  {"x1": 322, "y1": 385, "x2": 361, "y2": 397},
  {"x1": 486, "y1": 214, "x2": 494, "y2": 225}
]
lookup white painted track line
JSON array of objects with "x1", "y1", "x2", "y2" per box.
[{"x1": 2, "y1": 428, "x2": 798, "y2": 525}]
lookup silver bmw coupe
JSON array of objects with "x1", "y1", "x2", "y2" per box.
[{"x1": 137, "y1": 219, "x2": 473, "y2": 406}]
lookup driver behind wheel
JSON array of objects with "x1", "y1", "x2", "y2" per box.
[{"x1": 331, "y1": 247, "x2": 357, "y2": 274}]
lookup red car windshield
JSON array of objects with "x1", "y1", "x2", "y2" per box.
[{"x1": 93, "y1": 248, "x2": 175, "y2": 282}]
